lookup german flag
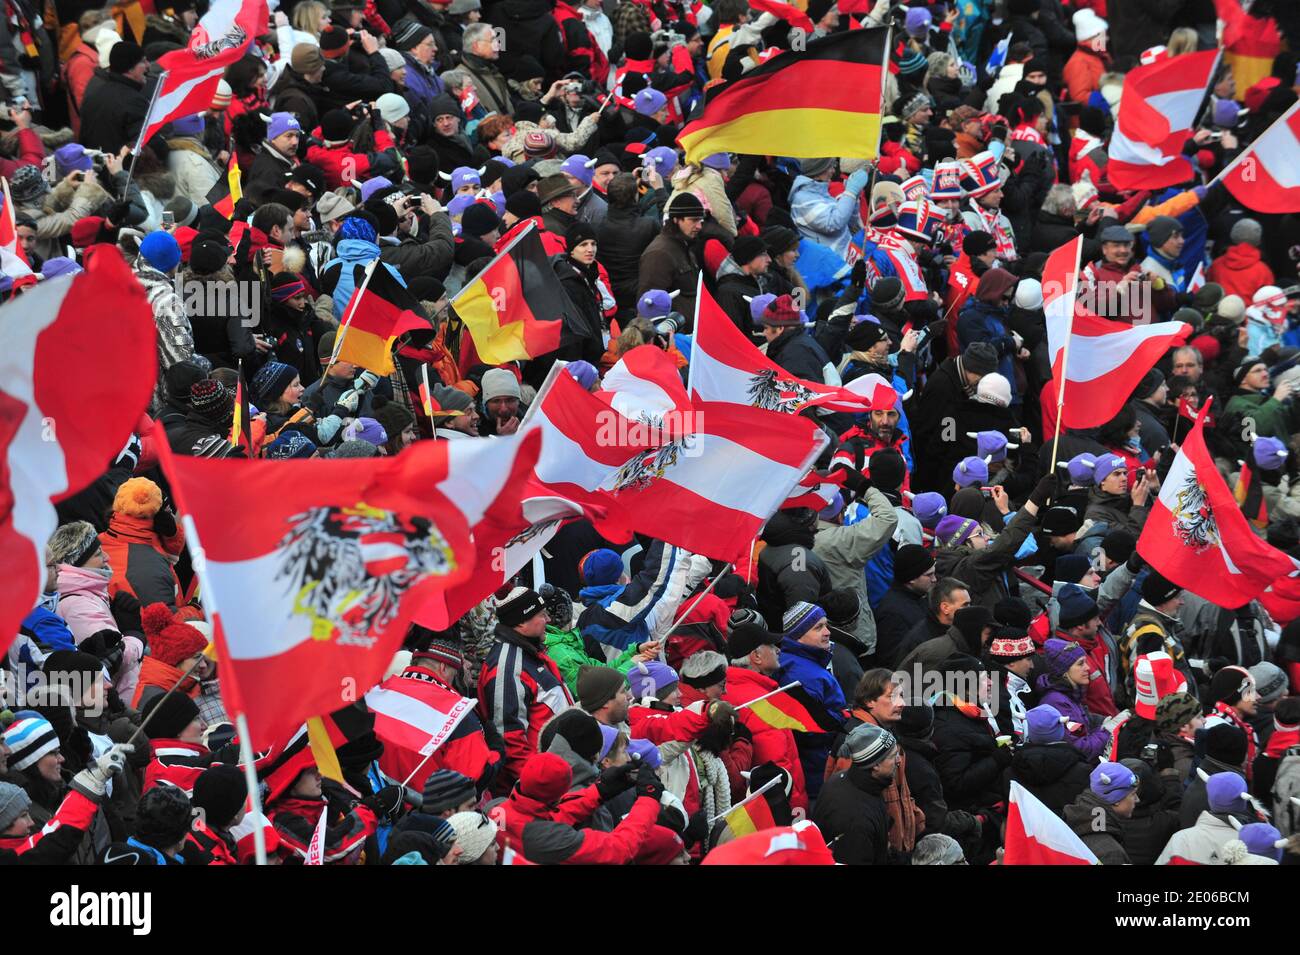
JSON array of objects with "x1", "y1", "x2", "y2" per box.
[
  {"x1": 206, "y1": 152, "x2": 242, "y2": 219},
  {"x1": 336, "y1": 262, "x2": 430, "y2": 376},
  {"x1": 230, "y1": 358, "x2": 253, "y2": 455},
  {"x1": 450, "y1": 223, "x2": 574, "y2": 365},
  {"x1": 746, "y1": 684, "x2": 844, "y2": 734},
  {"x1": 677, "y1": 27, "x2": 889, "y2": 165},
  {"x1": 1234, "y1": 459, "x2": 1268, "y2": 529},
  {"x1": 721, "y1": 786, "x2": 778, "y2": 838}
]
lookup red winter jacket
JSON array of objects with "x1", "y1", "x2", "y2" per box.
[
  {"x1": 679, "y1": 682, "x2": 753, "y2": 802},
  {"x1": 143, "y1": 739, "x2": 214, "y2": 795},
  {"x1": 1206, "y1": 243, "x2": 1275, "y2": 301},
  {"x1": 723, "y1": 666, "x2": 809, "y2": 810},
  {"x1": 626, "y1": 698, "x2": 711, "y2": 745},
  {"x1": 268, "y1": 793, "x2": 377, "y2": 863},
  {"x1": 519, "y1": 793, "x2": 661, "y2": 863},
  {"x1": 0, "y1": 788, "x2": 97, "y2": 860},
  {"x1": 0, "y1": 127, "x2": 44, "y2": 179},
  {"x1": 306, "y1": 127, "x2": 397, "y2": 188},
  {"x1": 497, "y1": 752, "x2": 604, "y2": 847},
  {"x1": 477, "y1": 627, "x2": 574, "y2": 795},
  {"x1": 185, "y1": 820, "x2": 239, "y2": 864}
]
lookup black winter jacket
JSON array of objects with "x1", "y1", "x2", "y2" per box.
[{"x1": 812, "y1": 764, "x2": 894, "y2": 865}]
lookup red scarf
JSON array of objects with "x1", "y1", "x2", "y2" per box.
[{"x1": 1264, "y1": 722, "x2": 1300, "y2": 759}]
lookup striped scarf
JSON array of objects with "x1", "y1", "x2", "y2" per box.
[{"x1": 968, "y1": 201, "x2": 1016, "y2": 262}]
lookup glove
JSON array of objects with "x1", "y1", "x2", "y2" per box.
[
  {"x1": 1126, "y1": 550, "x2": 1145, "y2": 574},
  {"x1": 635, "y1": 761, "x2": 664, "y2": 800},
  {"x1": 656, "y1": 790, "x2": 688, "y2": 832},
  {"x1": 682, "y1": 809, "x2": 710, "y2": 848},
  {"x1": 595, "y1": 762, "x2": 637, "y2": 800},
  {"x1": 361, "y1": 784, "x2": 406, "y2": 821},
  {"x1": 845, "y1": 167, "x2": 870, "y2": 196},
  {"x1": 110, "y1": 590, "x2": 142, "y2": 634},
  {"x1": 336, "y1": 389, "x2": 362, "y2": 414},
  {"x1": 316, "y1": 414, "x2": 344, "y2": 443},
  {"x1": 70, "y1": 743, "x2": 133, "y2": 800},
  {"x1": 1028, "y1": 473, "x2": 1056, "y2": 508},
  {"x1": 707, "y1": 700, "x2": 737, "y2": 732},
  {"x1": 152, "y1": 507, "x2": 177, "y2": 538},
  {"x1": 991, "y1": 742, "x2": 1015, "y2": 768},
  {"x1": 851, "y1": 258, "x2": 868, "y2": 291},
  {"x1": 355, "y1": 371, "x2": 381, "y2": 391}
]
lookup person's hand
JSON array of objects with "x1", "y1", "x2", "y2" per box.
[
  {"x1": 1221, "y1": 129, "x2": 1238, "y2": 151},
  {"x1": 642, "y1": 167, "x2": 664, "y2": 190},
  {"x1": 65, "y1": 169, "x2": 87, "y2": 186},
  {"x1": 1192, "y1": 128, "x2": 1215, "y2": 145},
  {"x1": 419, "y1": 193, "x2": 441, "y2": 215},
  {"x1": 634, "y1": 761, "x2": 665, "y2": 800},
  {"x1": 1130, "y1": 471, "x2": 1151, "y2": 506},
  {"x1": 1274, "y1": 380, "x2": 1294, "y2": 402},
  {"x1": 111, "y1": 590, "x2": 142, "y2": 633},
  {"x1": 356, "y1": 370, "x2": 380, "y2": 391},
  {"x1": 496, "y1": 414, "x2": 520, "y2": 435},
  {"x1": 850, "y1": 258, "x2": 868, "y2": 291},
  {"x1": 1017, "y1": 347, "x2": 1030, "y2": 360},
  {"x1": 707, "y1": 700, "x2": 737, "y2": 731},
  {"x1": 70, "y1": 743, "x2": 134, "y2": 800},
  {"x1": 595, "y1": 762, "x2": 637, "y2": 800},
  {"x1": 900, "y1": 328, "x2": 920, "y2": 353},
  {"x1": 844, "y1": 167, "x2": 870, "y2": 196},
  {"x1": 989, "y1": 485, "x2": 1010, "y2": 514},
  {"x1": 360, "y1": 784, "x2": 406, "y2": 821},
  {"x1": 336, "y1": 389, "x2": 362, "y2": 414},
  {"x1": 274, "y1": 10, "x2": 288, "y2": 26},
  {"x1": 1085, "y1": 204, "x2": 1104, "y2": 225},
  {"x1": 543, "y1": 78, "x2": 568, "y2": 102},
  {"x1": 152, "y1": 507, "x2": 177, "y2": 538},
  {"x1": 635, "y1": 639, "x2": 662, "y2": 660},
  {"x1": 254, "y1": 334, "x2": 273, "y2": 353},
  {"x1": 359, "y1": 29, "x2": 379, "y2": 54},
  {"x1": 8, "y1": 105, "x2": 31, "y2": 129}
]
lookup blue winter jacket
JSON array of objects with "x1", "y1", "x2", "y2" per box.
[
  {"x1": 323, "y1": 238, "x2": 406, "y2": 320},
  {"x1": 956, "y1": 298, "x2": 1019, "y2": 403}
]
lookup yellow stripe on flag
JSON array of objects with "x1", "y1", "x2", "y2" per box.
[
  {"x1": 679, "y1": 108, "x2": 881, "y2": 165},
  {"x1": 228, "y1": 154, "x2": 243, "y2": 207},
  {"x1": 337, "y1": 326, "x2": 398, "y2": 376},
  {"x1": 747, "y1": 697, "x2": 808, "y2": 732},
  {"x1": 455, "y1": 279, "x2": 533, "y2": 364},
  {"x1": 306, "y1": 716, "x2": 344, "y2": 784},
  {"x1": 723, "y1": 801, "x2": 762, "y2": 838}
]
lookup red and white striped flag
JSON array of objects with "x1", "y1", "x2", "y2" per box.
[
  {"x1": 528, "y1": 366, "x2": 828, "y2": 562},
  {"x1": 0, "y1": 250, "x2": 156, "y2": 658},
  {"x1": 689, "y1": 284, "x2": 873, "y2": 414},
  {"x1": 1137, "y1": 400, "x2": 1295, "y2": 608},
  {"x1": 155, "y1": 430, "x2": 543, "y2": 748},
  {"x1": 0, "y1": 177, "x2": 31, "y2": 279},
  {"x1": 783, "y1": 469, "x2": 846, "y2": 511},
  {"x1": 364, "y1": 680, "x2": 477, "y2": 756},
  {"x1": 1216, "y1": 100, "x2": 1300, "y2": 214},
  {"x1": 1043, "y1": 237, "x2": 1191, "y2": 429},
  {"x1": 1107, "y1": 49, "x2": 1220, "y2": 191},
  {"x1": 1186, "y1": 261, "x2": 1205, "y2": 293},
  {"x1": 1003, "y1": 781, "x2": 1099, "y2": 865},
  {"x1": 138, "y1": 0, "x2": 267, "y2": 149}
]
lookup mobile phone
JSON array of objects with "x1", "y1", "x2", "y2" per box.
[{"x1": 161, "y1": 210, "x2": 175, "y2": 228}]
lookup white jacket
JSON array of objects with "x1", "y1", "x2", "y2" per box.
[
  {"x1": 168, "y1": 142, "x2": 222, "y2": 206},
  {"x1": 1155, "y1": 811, "x2": 1240, "y2": 865}
]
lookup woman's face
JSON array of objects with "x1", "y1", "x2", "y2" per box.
[
  {"x1": 292, "y1": 768, "x2": 323, "y2": 799},
  {"x1": 390, "y1": 65, "x2": 407, "y2": 85},
  {"x1": 1067, "y1": 655, "x2": 1091, "y2": 686},
  {"x1": 779, "y1": 248, "x2": 799, "y2": 267},
  {"x1": 489, "y1": 130, "x2": 510, "y2": 151},
  {"x1": 278, "y1": 376, "x2": 304, "y2": 406},
  {"x1": 571, "y1": 238, "x2": 598, "y2": 266},
  {"x1": 254, "y1": 68, "x2": 268, "y2": 95},
  {"x1": 35, "y1": 749, "x2": 64, "y2": 784},
  {"x1": 946, "y1": 59, "x2": 959, "y2": 79},
  {"x1": 398, "y1": 424, "x2": 417, "y2": 450}
]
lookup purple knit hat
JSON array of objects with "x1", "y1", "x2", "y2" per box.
[
  {"x1": 627, "y1": 660, "x2": 678, "y2": 700},
  {"x1": 565, "y1": 360, "x2": 599, "y2": 390},
  {"x1": 1239, "y1": 822, "x2": 1283, "y2": 861},
  {"x1": 1026, "y1": 705, "x2": 1067, "y2": 743},
  {"x1": 1043, "y1": 637, "x2": 1086, "y2": 679},
  {"x1": 597, "y1": 723, "x2": 620, "y2": 762},
  {"x1": 911, "y1": 491, "x2": 947, "y2": 528},
  {"x1": 934, "y1": 514, "x2": 979, "y2": 548},
  {"x1": 1066, "y1": 452, "x2": 1097, "y2": 486},
  {"x1": 1206, "y1": 772, "x2": 1248, "y2": 813},
  {"x1": 1090, "y1": 761, "x2": 1138, "y2": 804},
  {"x1": 1093, "y1": 453, "x2": 1127, "y2": 484},
  {"x1": 952, "y1": 456, "x2": 989, "y2": 487},
  {"x1": 974, "y1": 431, "x2": 1014, "y2": 463}
]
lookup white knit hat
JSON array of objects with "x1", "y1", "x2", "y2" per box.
[
  {"x1": 447, "y1": 811, "x2": 498, "y2": 863},
  {"x1": 976, "y1": 372, "x2": 1012, "y2": 408},
  {"x1": 1014, "y1": 278, "x2": 1043, "y2": 311},
  {"x1": 95, "y1": 24, "x2": 122, "y2": 68},
  {"x1": 1073, "y1": 9, "x2": 1107, "y2": 42}
]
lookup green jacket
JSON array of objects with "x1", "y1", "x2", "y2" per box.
[
  {"x1": 544, "y1": 625, "x2": 640, "y2": 695},
  {"x1": 1222, "y1": 391, "x2": 1292, "y2": 458}
]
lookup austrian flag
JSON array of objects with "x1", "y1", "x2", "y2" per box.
[
  {"x1": 156, "y1": 430, "x2": 543, "y2": 747},
  {"x1": 1137, "y1": 400, "x2": 1294, "y2": 608}
]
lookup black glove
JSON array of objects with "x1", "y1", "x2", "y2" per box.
[
  {"x1": 110, "y1": 591, "x2": 142, "y2": 634},
  {"x1": 595, "y1": 762, "x2": 637, "y2": 800},
  {"x1": 152, "y1": 507, "x2": 177, "y2": 538},
  {"x1": 991, "y1": 741, "x2": 1015, "y2": 768},
  {"x1": 851, "y1": 258, "x2": 868, "y2": 291},
  {"x1": 361, "y1": 784, "x2": 405, "y2": 822},
  {"x1": 1028, "y1": 473, "x2": 1056, "y2": 508},
  {"x1": 1126, "y1": 550, "x2": 1145, "y2": 574},
  {"x1": 635, "y1": 762, "x2": 664, "y2": 800},
  {"x1": 683, "y1": 809, "x2": 710, "y2": 848}
]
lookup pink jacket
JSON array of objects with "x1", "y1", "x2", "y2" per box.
[{"x1": 55, "y1": 564, "x2": 119, "y2": 644}]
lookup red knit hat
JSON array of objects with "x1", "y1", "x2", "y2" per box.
[
  {"x1": 516, "y1": 752, "x2": 572, "y2": 804},
  {"x1": 142, "y1": 602, "x2": 208, "y2": 666}
]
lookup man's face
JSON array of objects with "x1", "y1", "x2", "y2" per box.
[
  {"x1": 753, "y1": 643, "x2": 780, "y2": 675},
  {"x1": 1025, "y1": 70, "x2": 1047, "y2": 86},
  {"x1": 1102, "y1": 240, "x2": 1133, "y2": 266},
  {"x1": 938, "y1": 589, "x2": 970, "y2": 623},
  {"x1": 1172, "y1": 351, "x2": 1202, "y2": 381},
  {"x1": 604, "y1": 685, "x2": 631, "y2": 724},
  {"x1": 870, "y1": 745, "x2": 900, "y2": 782},
  {"x1": 866, "y1": 682, "x2": 905, "y2": 725},
  {"x1": 1235, "y1": 684, "x2": 1258, "y2": 718},
  {"x1": 686, "y1": 35, "x2": 704, "y2": 56},
  {"x1": 486, "y1": 395, "x2": 519, "y2": 420},
  {"x1": 1099, "y1": 467, "x2": 1128, "y2": 495},
  {"x1": 593, "y1": 163, "x2": 619, "y2": 191},
  {"x1": 434, "y1": 113, "x2": 459, "y2": 136},
  {"x1": 979, "y1": 186, "x2": 1003, "y2": 208},
  {"x1": 1006, "y1": 656, "x2": 1035, "y2": 678},
  {"x1": 127, "y1": 60, "x2": 148, "y2": 83},
  {"x1": 474, "y1": 32, "x2": 500, "y2": 60},
  {"x1": 743, "y1": 251, "x2": 771, "y2": 275},
  {"x1": 1243, "y1": 364, "x2": 1269, "y2": 391},
  {"x1": 449, "y1": 405, "x2": 481, "y2": 433},
  {"x1": 271, "y1": 130, "x2": 300, "y2": 157},
  {"x1": 514, "y1": 608, "x2": 550, "y2": 639},
  {"x1": 551, "y1": 193, "x2": 578, "y2": 215},
  {"x1": 960, "y1": 118, "x2": 982, "y2": 139},
  {"x1": 799, "y1": 619, "x2": 832, "y2": 650},
  {"x1": 908, "y1": 105, "x2": 933, "y2": 126},
  {"x1": 975, "y1": 249, "x2": 997, "y2": 270},
  {"x1": 1069, "y1": 616, "x2": 1101, "y2": 640},
  {"x1": 179, "y1": 715, "x2": 208, "y2": 744},
  {"x1": 413, "y1": 34, "x2": 437, "y2": 65},
  {"x1": 293, "y1": 207, "x2": 311, "y2": 232},
  {"x1": 1158, "y1": 232, "x2": 1185, "y2": 258},
  {"x1": 868, "y1": 408, "x2": 900, "y2": 443},
  {"x1": 907, "y1": 566, "x2": 936, "y2": 595},
  {"x1": 675, "y1": 215, "x2": 704, "y2": 239}
]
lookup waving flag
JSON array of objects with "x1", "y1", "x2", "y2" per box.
[
  {"x1": 206, "y1": 151, "x2": 243, "y2": 219},
  {"x1": 336, "y1": 261, "x2": 429, "y2": 376},
  {"x1": 1137, "y1": 401, "x2": 1295, "y2": 608},
  {"x1": 985, "y1": 35, "x2": 1011, "y2": 77},
  {"x1": 1106, "y1": 49, "x2": 1220, "y2": 191},
  {"x1": 747, "y1": 0, "x2": 814, "y2": 34},
  {"x1": 528, "y1": 369, "x2": 828, "y2": 562},
  {"x1": 138, "y1": 0, "x2": 267, "y2": 149},
  {"x1": 0, "y1": 178, "x2": 31, "y2": 279},
  {"x1": 1216, "y1": 100, "x2": 1300, "y2": 214},
  {"x1": 690, "y1": 284, "x2": 873, "y2": 414},
  {"x1": 1043, "y1": 237, "x2": 1191, "y2": 429},
  {"x1": 719, "y1": 776, "x2": 781, "y2": 837},
  {"x1": 365, "y1": 673, "x2": 484, "y2": 788},
  {"x1": 0, "y1": 250, "x2": 156, "y2": 658},
  {"x1": 783, "y1": 469, "x2": 846, "y2": 511},
  {"x1": 678, "y1": 28, "x2": 889, "y2": 163},
  {"x1": 156, "y1": 430, "x2": 543, "y2": 748},
  {"x1": 1004, "y1": 781, "x2": 1099, "y2": 865},
  {"x1": 1259, "y1": 571, "x2": 1300, "y2": 625}
]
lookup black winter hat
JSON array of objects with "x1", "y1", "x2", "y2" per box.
[
  {"x1": 577, "y1": 665, "x2": 626, "y2": 713},
  {"x1": 505, "y1": 190, "x2": 542, "y2": 219},
  {"x1": 893, "y1": 543, "x2": 935, "y2": 584},
  {"x1": 845, "y1": 319, "x2": 889, "y2": 352},
  {"x1": 134, "y1": 785, "x2": 194, "y2": 850},
  {"x1": 1132, "y1": 367, "x2": 1165, "y2": 401},
  {"x1": 731, "y1": 234, "x2": 768, "y2": 267},
  {"x1": 421, "y1": 769, "x2": 476, "y2": 814},
  {"x1": 541, "y1": 707, "x2": 604, "y2": 763},
  {"x1": 192, "y1": 765, "x2": 248, "y2": 829},
  {"x1": 962, "y1": 230, "x2": 996, "y2": 257},
  {"x1": 109, "y1": 41, "x2": 145, "y2": 74},
  {"x1": 1203, "y1": 723, "x2": 1247, "y2": 767},
  {"x1": 164, "y1": 361, "x2": 207, "y2": 400},
  {"x1": 320, "y1": 109, "x2": 355, "y2": 143},
  {"x1": 624, "y1": 31, "x2": 654, "y2": 59},
  {"x1": 462, "y1": 202, "x2": 501, "y2": 238},
  {"x1": 993, "y1": 597, "x2": 1032, "y2": 629},
  {"x1": 1140, "y1": 571, "x2": 1182, "y2": 606},
  {"x1": 870, "y1": 277, "x2": 905, "y2": 310},
  {"x1": 501, "y1": 164, "x2": 540, "y2": 198},
  {"x1": 1208, "y1": 665, "x2": 1254, "y2": 706},
  {"x1": 961, "y1": 341, "x2": 999, "y2": 376},
  {"x1": 868, "y1": 447, "x2": 907, "y2": 494},
  {"x1": 727, "y1": 621, "x2": 782, "y2": 659},
  {"x1": 1100, "y1": 529, "x2": 1136, "y2": 564},
  {"x1": 1040, "y1": 505, "x2": 1083, "y2": 536},
  {"x1": 953, "y1": 605, "x2": 994, "y2": 647},
  {"x1": 140, "y1": 691, "x2": 201, "y2": 740},
  {"x1": 821, "y1": 587, "x2": 861, "y2": 626},
  {"x1": 895, "y1": 703, "x2": 934, "y2": 736},
  {"x1": 189, "y1": 237, "x2": 231, "y2": 275}
]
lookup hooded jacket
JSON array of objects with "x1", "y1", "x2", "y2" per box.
[
  {"x1": 1063, "y1": 789, "x2": 1131, "y2": 864},
  {"x1": 98, "y1": 512, "x2": 185, "y2": 610},
  {"x1": 789, "y1": 174, "x2": 861, "y2": 260},
  {"x1": 1206, "y1": 243, "x2": 1276, "y2": 301},
  {"x1": 1008, "y1": 740, "x2": 1092, "y2": 817}
]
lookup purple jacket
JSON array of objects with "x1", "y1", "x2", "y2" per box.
[{"x1": 1036, "y1": 677, "x2": 1109, "y2": 762}]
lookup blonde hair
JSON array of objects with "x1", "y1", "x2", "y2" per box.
[
  {"x1": 923, "y1": 52, "x2": 954, "y2": 91},
  {"x1": 1166, "y1": 27, "x2": 1198, "y2": 58},
  {"x1": 615, "y1": 318, "x2": 656, "y2": 356},
  {"x1": 293, "y1": 0, "x2": 329, "y2": 37}
]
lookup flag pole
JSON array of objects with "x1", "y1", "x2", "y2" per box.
[
  {"x1": 123, "y1": 71, "x2": 168, "y2": 198},
  {"x1": 1048, "y1": 238, "x2": 1084, "y2": 473},
  {"x1": 733, "y1": 680, "x2": 803, "y2": 711},
  {"x1": 176, "y1": 510, "x2": 269, "y2": 866},
  {"x1": 660, "y1": 561, "x2": 733, "y2": 662},
  {"x1": 323, "y1": 259, "x2": 380, "y2": 378},
  {"x1": 1206, "y1": 98, "x2": 1300, "y2": 190},
  {"x1": 707, "y1": 773, "x2": 782, "y2": 826},
  {"x1": 685, "y1": 270, "x2": 704, "y2": 398}
]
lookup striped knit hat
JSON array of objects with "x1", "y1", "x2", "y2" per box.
[
  {"x1": 421, "y1": 770, "x2": 476, "y2": 814},
  {"x1": 782, "y1": 601, "x2": 827, "y2": 641},
  {"x1": 842, "y1": 723, "x2": 897, "y2": 768},
  {"x1": 3, "y1": 713, "x2": 61, "y2": 771}
]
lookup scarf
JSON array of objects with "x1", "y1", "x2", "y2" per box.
[
  {"x1": 968, "y1": 199, "x2": 1016, "y2": 262},
  {"x1": 1212, "y1": 701, "x2": 1258, "y2": 776},
  {"x1": 1264, "y1": 721, "x2": 1300, "y2": 759}
]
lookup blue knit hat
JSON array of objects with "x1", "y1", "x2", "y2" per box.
[
  {"x1": 1066, "y1": 452, "x2": 1097, "y2": 486},
  {"x1": 1239, "y1": 822, "x2": 1283, "y2": 862},
  {"x1": 139, "y1": 231, "x2": 181, "y2": 274},
  {"x1": 1043, "y1": 637, "x2": 1086, "y2": 679},
  {"x1": 580, "y1": 548, "x2": 623, "y2": 586},
  {"x1": 782, "y1": 601, "x2": 827, "y2": 640},
  {"x1": 626, "y1": 660, "x2": 678, "y2": 700},
  {"x1": 1056, "y1": 583, "x2": 1099, "y2": 629},
  {"x1": 1026, "y1": 705, "x2": 1067, "y2": 743},
  {"x1": 251, "y1": 361, "x2": 298, "y2": 407},
  {"x1": 264, "y1": 431, "x2": 317, "y2": 459},
  {"x1": 170, "y1": 113, "x2": 205, "y2": 138},
  {"x1": 1254, "y1": 436, "x2": 1288, "y2": 471},
  {"x1": 1090, "y1": 761, "x2": 1138, "y2": 804},
  {"x1": 339, "y1": 216, "x2": 378, "y2": 243}
]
